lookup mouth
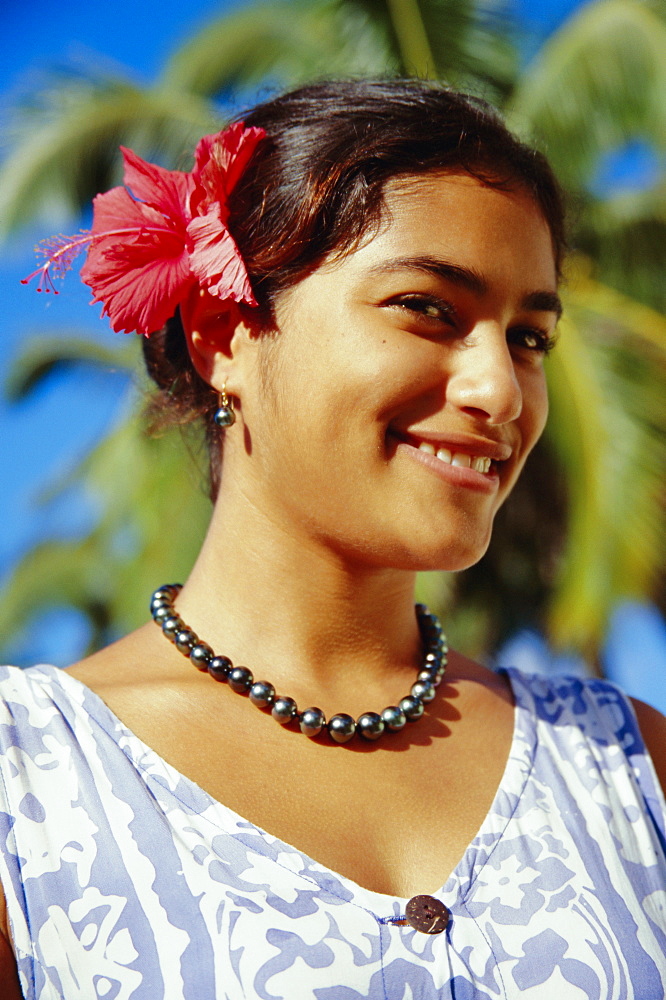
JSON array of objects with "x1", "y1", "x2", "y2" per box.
[{"x1": 389, "y1": 430, "x2": 511, "y2": 489}]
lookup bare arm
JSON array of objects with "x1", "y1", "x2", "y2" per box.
[
  {"x1": 631, "y1": 697, "x2": 666, "y2": 797},
  {"x1": 0, "y1": 889, "x2": 22, "y2": 1000}
]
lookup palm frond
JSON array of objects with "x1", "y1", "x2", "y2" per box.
[
  {"x1": 5, "y1": 335, "x2": 137, "y2": 402},
  {"x1": 420, "y1": 0, "x2": 517, "y2": 97},
  {"x1": 0, "y1": 73, "x2": 220, "y2": 237},
  {"x1": 0, "y1": 407, "x2": 212, "y2": 663},
  {"x1": 383, "y1": 0, "x2": 437, "y2": 78},
  {"x1": 575, "y1": 187, "x2": 666, "y2": 312},
  {"x1": 543, "y1": 276, "x2": 666, "y2": 655},
  {"x1": 161, "y1": 0, "x2": 393, "y2": 97},
  {"x1": 0, "y1": 539, "x2": 114, "y2": 658},
  {"x1": 507, "y1": 0, "x2": 666, "y2": 189}
]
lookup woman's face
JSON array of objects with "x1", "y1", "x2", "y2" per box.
[{"x1": 233, "y1": 172, "x2": 559, "y2": 572}]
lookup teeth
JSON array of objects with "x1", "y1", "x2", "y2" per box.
[{"x1": 417, "y1": 441, "x2": 491, "y2": 473}]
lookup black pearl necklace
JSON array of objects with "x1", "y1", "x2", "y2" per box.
[{"x1": 150, "y1": 584, "x2": 448, "y2": 744}]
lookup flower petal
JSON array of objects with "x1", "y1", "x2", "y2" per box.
[
  {"x1": 191, "y1": 123, "x2": 265, "y2": 218},
  {"x1": 187, "y1": 205, "x2": 256, "y2": 306},
  {"x1": 81, "y1": 186, "x2": 193, "y2": 334},
  {"x1": 120, "y1": 146, "x2": 194, "y2": 226}
]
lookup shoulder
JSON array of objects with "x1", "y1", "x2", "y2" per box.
[{"x1": 630, "y1": 697, "x2": 666, "y2": 796}]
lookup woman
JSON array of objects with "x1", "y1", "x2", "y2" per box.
[{"x1": 2, "y1": 80, "x2": 665, "y2": 998}]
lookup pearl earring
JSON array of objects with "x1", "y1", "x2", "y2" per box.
[{"x1": 213, "y1": 384, "x2": 235, "y2": 428}]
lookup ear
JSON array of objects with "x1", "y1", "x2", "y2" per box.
[{"x1": 180, "y1": 286, "x2": 257, "y2": 392}]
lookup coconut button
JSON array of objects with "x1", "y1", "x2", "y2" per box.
[{"x1": 405, "y1": 894, "x2": 450, "y2": 934}]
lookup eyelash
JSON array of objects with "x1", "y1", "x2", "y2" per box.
[
  {"x1": 508, "y1": 327, "x2": 557, "y2": 356},
  {"x1": 391, "y1": 295, "x2": 556, "y2": 355},
  {"x1": 391, "y1": 294, "x2": 457, "y2": 325}
]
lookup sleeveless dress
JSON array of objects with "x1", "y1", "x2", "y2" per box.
[{"x1": 0, "y1": 663, "x2": 664, "y2": 1000}]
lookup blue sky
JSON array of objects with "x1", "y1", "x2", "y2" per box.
[{"x1": 2, "y1": 0, "x2": 666, "y2": 704}]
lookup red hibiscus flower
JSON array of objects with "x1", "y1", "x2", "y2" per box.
[{"x1": 22, "y1": 123, "x2": 265, "y2": 336}]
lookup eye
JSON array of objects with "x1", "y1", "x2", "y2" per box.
[
  {"x1": 388, "y1": 294, "x2": 457, "y2": 326},
  {"x1": 508, "y1": 326, "x2": 557, "y2": 355}
]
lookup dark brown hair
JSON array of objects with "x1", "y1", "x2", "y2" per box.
[{"x1": 143, "y1": 79, "x2": 566, "y2": 499}]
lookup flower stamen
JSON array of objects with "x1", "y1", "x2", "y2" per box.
[{"x1": 21, "y1": 232, "x2": 94, "y2": 293}]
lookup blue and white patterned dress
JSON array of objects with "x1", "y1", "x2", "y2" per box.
[{"x1": 0, "y1": 663, "x2": 664, "y2": 999}]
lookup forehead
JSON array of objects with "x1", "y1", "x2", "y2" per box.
[
  {"x1": 367, "y1": 172, "x2": 557, "y2": 281},
  {"x1": 314, "y1": 172, "x2": 554, "y2": 296}
]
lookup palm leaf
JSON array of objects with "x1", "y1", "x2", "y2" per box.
[
  {"x1": 5, "y1": 334, "x2": 137, "y2": 401},
  {"x1": 0, "y1": 407, "x2": 212, "y2": 663},
  {"x1": 541, "y1": 273, "x2": 666, "y2": 656},
  {"x1": 161, "y1": 0, "x2": 394, "y2": 96},
  {"x1": 0, "y1": 73, "x2": 219, "y2": 237},
  {"x1": 0, "y1": 539, "x2": 115, "y2": 659},
  {"x1": 576, "y1": 184, "x2": 666, "y2": 312},
  {"x1": 508, "y1": 0, "x2": 666, "y2": 188}
]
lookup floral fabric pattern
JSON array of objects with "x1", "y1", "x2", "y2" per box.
[{"x1": 0, "y1": 664, "x2": 664, "y2": 999}]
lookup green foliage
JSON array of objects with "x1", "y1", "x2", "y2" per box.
[
  {"x1": 161, "y1": 0, "x2": 516, "y2": 97},
  {"x1": 4, "y1": 336, "x2": 136, "y2": 401},
  {"x1": 507, "y1": 0, "x2": 666, "y2": 311},
  {"x1": 0, "y1": 72, "x2": 219, "y2": 236},
  {"x1": 1, "y1": 338, "x2": 212, "y2": 654}
]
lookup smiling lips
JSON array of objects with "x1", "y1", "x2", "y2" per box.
[{"x1": 392, "y1": 430, "x2": 512, "y2": 479}]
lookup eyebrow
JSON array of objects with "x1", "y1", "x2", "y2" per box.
[{"x1": 367, "y1": 255, "x2": 563, "y2": 319}]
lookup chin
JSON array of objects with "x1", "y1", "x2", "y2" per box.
[
  {"x1": 388, "y1": 528, "x2": 493, "y2": 574},
  {"x1": 425, "y1": 547, "x2": 490, "y2": 574},
  {"x1": 416, "y1": 516, "x2": 494, "y2": 572}
]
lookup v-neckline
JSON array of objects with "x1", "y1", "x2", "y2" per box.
[{"x1": 49, "y1": 664, "x2": 535, "y2": 913}]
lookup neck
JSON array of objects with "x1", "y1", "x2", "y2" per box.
[{"x1": 175, "y1": 488, "x2": 424, "y2": 709}]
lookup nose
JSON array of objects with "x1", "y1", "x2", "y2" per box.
[{"x1": 446, "y1": 324, "x2": 522, "y2": 425}]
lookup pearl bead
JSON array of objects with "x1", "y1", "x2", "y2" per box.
[
  {"x1": 208, "y1": 656, "x2": 232, "y2": 681},
  {"x1": 161, "y1": 616, "x2": 183, "y2": 640},
  {"x1": 228, "y1": 666, "x2": 253, "y2": 693},
  {"x1": 213, "y1": 405, "x2": 235, "y2": 428},
  {"x1": 250, "y1": 681, "x2": 276, "y2": 708},
  {"x1": 299, "y1": 707, "x2": 326, "y2": 737},
  {"x1": 190, "y1": 643, "x2": 213, "y2": 671},
  {"x1": 328, "y1": 714, "x2": 356, "y2": 743},
  {"x1": 151, "y1": 605, "x2": 172, "y2": 624},
  {"x1": 400, "y1": 695, "x2": 425, "y2": 721},
  {"x1": 272, "y1": 696, "x2": 298, "y2": 724},
  {"x1": 411, "y1": 680, "x2": 436, "y2": 703},
  {"x1": 381, "y1": 705, "x2": 407, "y2": 731},
  {"x1": 356, "y1": 712, "x2": 385, "y2": 741},
  {"x1": 175, "y1": 629, "x2": 197, "y2": 654},
  {"x1": 151, "y1": 585, "x2": 179, "y2": 604}
]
